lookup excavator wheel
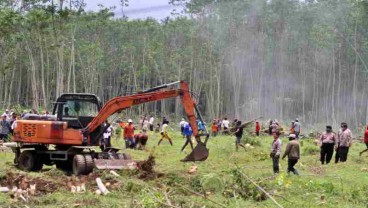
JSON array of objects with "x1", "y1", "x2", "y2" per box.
[
  {"x1": 18, "y1": 150, "x2": 43, "y2": 172},
  {"x1": 73, "y1": 154, "x2": 86, "y2": 176},
  {"x1": 84, "y1": 154, "x2": 94, "y2": 175}
]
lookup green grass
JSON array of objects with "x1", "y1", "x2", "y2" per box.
[{"x1": 1, "y1": 131, "x2": 368, "y2": 207}]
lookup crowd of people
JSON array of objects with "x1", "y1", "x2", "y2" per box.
[{"x1": 2, "y1": 107, "x2": 368, "y2": 176}]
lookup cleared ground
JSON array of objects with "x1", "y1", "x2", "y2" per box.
[{"x1": 0, "y1": 130, "x2": 367, "y2": 208}]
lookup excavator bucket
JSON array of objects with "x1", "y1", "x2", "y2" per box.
[{"x1": 181, "y1": 141, "x2": 209, "y2": 162}]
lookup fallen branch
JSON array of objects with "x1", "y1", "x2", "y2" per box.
[
  {"x1": 0, "y1": 187, "x2": 9, "y2": 193},
  {"x1": 110, "y1": 170, "x2": 121, "y2": 177},
  {"x1": 163, "y1": 189, "x2": 172, "y2": 206},
  {"x1": 146, "y1": 187, "x2": 179, "y2": 208},
  {"x1": 239, "y1": 171, "x2": 284, "y2": 208},
  {"x1": 174, "y1": 183, "x2": 226, "y2": 208}
]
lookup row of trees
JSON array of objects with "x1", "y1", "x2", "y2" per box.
[{"x1": 1, "y1": 0, "x2": 368, "y2": 129}]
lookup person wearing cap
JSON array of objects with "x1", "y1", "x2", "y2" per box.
[
  {"x1": 124, "y1": 119, "x2": 135, "y2": 149},
  {"x1": 270, "y1": 131, "x2": 282, "y2": 174},
  {"x1": 0, "y1": 113, "x2": 11, "y2": 142},
  {"x1": 255, "y1": 121, "x2": 261, "y2": 136},
  {"x1": 319, "y1": 126, "x2": 336, "y2": 164},
  {"x1": 282, "y1": 134, "x2": 300, "y2": 175},
  {"x1": 359, "y1": 125, "x2": 368, "y2": 156},
  {"x1": 335, "y1": 122, "x2": 353, "y2": 163},
  {"x1": 158, "y1": 120, "x2": 173, "y2": 146},
  {"x1": 179, "y1": 118, "x2": 186, "y2": 138}
]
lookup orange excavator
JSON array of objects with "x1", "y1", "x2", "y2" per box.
[{"x1": 10, "y1": 81, "x2": 209, "y2": 175}]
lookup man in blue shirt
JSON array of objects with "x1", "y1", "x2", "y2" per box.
[{"x1": 181, "y1": 122, "x2": 193, "y2": 152}]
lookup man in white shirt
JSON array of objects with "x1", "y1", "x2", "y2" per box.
[
  {"x1": 101, "y1": 122, "x2": 113, "y2": 150},
  {"x1": 222, "y1": 117, "x2": 230, "y2": 134},
  {"x1": 149, "y1": 116, "x2": 154, "y2": 131}
]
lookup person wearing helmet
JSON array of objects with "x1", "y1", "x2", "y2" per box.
[{"x1": 124, "y1": 119, "x2": 135, "y2": 149}]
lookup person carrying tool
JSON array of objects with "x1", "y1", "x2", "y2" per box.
[
  {"x1": 319, "y1": 125, "x2": 336, "y2": 165},
  {"x1": 335, "y1": 122, "x2": 353, "y2": 163},
  {"x1": 359, "y1": 125, "x2": 368, "y2": 156},
  {"x1": 181, "y1": 122, "x2": 193, "y2": 152},
  {"x1": 255, "y1": 121, "x2": 261, "y2": 136},
  {"x1": 270, "y1": 131, "x2": 282, "y2": 174},
  {"x1": 123, "y1": 119, "x2": 135, "y2": 149},
  {"x1": 158, "y1": 120, "x2": 173, "y2": 146},
  {"x1": 234, "y1": 120, "x2": 246, "y2": 151},
  {"x1": 282, "y1": 134, "x2": 300, "y2": 175}
]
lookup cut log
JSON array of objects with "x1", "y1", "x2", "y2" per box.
[{"x1": 96, "y1": 178, "x2": 109, "y2": 195}]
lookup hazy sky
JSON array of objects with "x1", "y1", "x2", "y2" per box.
[{"x1": 84, "y1": 0, "x2": 183, "y2": 19}]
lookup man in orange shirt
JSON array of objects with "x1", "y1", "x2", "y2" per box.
[
  {"x1": 124, "y1": 119, "x2": 135, "y2": 149},
  {"x1": 211, "y1": 119, "x2": 218, "y2": 137}
]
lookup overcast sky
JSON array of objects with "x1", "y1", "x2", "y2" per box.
[{"x1": 84, "y1": 0, "x2": 184, "y2": 19}]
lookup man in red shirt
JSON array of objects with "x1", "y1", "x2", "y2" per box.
[
  {"x1": 359, "y1": 125, "x2": 368, "y2": 156},
  {"x1": 255, "y1": 121, "x2": 261, "y2": 136},
  {"x1": 124, "y1": 119, "x2": 135, "y2": 149}
]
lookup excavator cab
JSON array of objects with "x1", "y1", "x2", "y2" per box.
[{"x1": 52, "y1": 93, "x2": 102, "y2": 129}]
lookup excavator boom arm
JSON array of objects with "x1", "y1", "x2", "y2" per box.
[{"x1": 85, "y1": 81, "x2": 200, "y2": 138}]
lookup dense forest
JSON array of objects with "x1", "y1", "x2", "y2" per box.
[{"x1": 1, "y1": 0, "x2": 368, "y2": 129}]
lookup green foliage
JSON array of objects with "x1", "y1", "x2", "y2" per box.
[
  {"x1": 200, "y1": 173, "x2": 224, "y2": 193},
  {"x1": 303, "y1": 145, "x2": 320, "y2": 155}
]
